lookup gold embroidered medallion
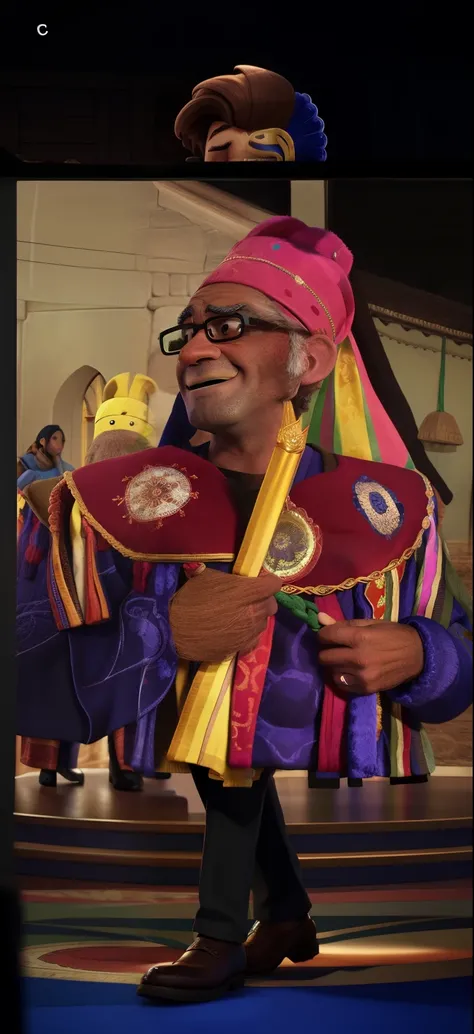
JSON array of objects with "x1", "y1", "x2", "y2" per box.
[
  {"x1": 262, "y1": 501, "x2": 322, "y2": 580},
  {"x1": 113, "y1": 464, "x2": 198, "y2": 529}
]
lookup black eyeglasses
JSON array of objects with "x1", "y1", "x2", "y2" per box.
[{"x1": 159, "y1": 313, "x2": 277, "y2": 356}]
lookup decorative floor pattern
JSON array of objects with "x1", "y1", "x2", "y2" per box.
[{"x1": 21, "y1": 881, "x2": 472, "y2": 989}]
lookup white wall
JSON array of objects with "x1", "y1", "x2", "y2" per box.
[
  {"x1": 16, "y1": 180, "x2": 259, "y2": 455},
  {"x1": 21, "y1": 310, "x2": 151, "y2": 466}
]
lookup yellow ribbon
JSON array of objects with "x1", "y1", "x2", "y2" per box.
[
  {"x1": 70, "y1": 501, "x2": 86, "y2": 615},
  {"x1": 334, "y1": 338, "x2": 372, "y2": 460}
]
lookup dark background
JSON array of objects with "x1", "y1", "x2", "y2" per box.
[
  {"x1": 0, "y1": 10, "x2": 471, "y2": 309},
  {"x1": 2, "y1": 61, "x2": 470, "y2": 166},
  {"x1": 0, "y1": 13, "x2": 471, "y2": 307},
  {"x1": 205, "y1": 179, "x2": 472, "y2": 307},
  {"x1": 327, "y1": 180, "x2": 472, "y2": 306},
  {"x1": 0, "y1": 11, "x2": 472, "y2": 165}
]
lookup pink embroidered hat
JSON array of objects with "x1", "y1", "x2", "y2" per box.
[{"x1": 200, "y1": 216, "x2": 355, "y2": 345}]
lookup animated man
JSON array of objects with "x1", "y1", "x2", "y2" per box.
[
  {"x1": 175, "y1": 65, "x2": 327, "y2": 162},
  {"x1": 17, "y1": 219, "x2": 472, "y2": 1005}
]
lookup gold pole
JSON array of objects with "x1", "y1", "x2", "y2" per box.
[{"x1": 167, "y1": 402, "x2": 308, "y2": 782}]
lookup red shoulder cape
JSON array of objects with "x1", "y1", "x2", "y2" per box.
[
  {"x1": 60, "y1": 446, "x2": 433, "y2": 592},
  {"x1": 61, "y1": 446, "x2": 237, "y2": 562}
]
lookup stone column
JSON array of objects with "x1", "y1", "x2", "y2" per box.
[{"x1": 290, "y1": 181, "x2": 327, "y2": 228}]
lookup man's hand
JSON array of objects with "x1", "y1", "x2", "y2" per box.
[
  {"x1": 317, "y1": 613, "x2": 424, "y2": 694},
  {"x1": 170, "y1": 568, "x2": 282, "y2": 663}
]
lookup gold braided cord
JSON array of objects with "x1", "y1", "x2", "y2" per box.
[
  {"x1": 63, "y1": 471, "x2": 435, "y2": 591},
  {"x1": 280, "y1": 544, "x2": 422, "y2": 596},
  {"x1": 282, "y1": 475, "x2": 435, "y2": 597},
  {"x1": 221, "y1": 254, "x2": 336, "y2": 341},
  {"x1": 376, "y1": 695, "x2": 383, "y2": 736}
]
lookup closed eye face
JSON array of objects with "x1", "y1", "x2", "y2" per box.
[
  {"x1": 204, "y1": 122, "x2": 255, "y2": 161},
  {"x1": 205, "y1": 122, "x2": 233, "y2": 155}
]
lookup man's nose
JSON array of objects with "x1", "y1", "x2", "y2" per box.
[{"x1": 178, "y1": 329, "x2": 223, "y2": 366}]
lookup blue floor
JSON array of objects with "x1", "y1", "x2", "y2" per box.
[{"x1": 24, "y1": 976, "x2": 472, "y2": 1034}]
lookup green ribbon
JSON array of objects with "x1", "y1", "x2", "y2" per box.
[
  {"x1": 307, "y1": 377, "x2": 329, "y2": 446},
  {"x1": 301, "y1": 390, "x2": 318, "y2": 433},
  {"x1": 275, "y1": 591, "x2": 321, "y2": 630},
  {"x1": 437, "y1": 337, "x2": 447, "y2": 412}
]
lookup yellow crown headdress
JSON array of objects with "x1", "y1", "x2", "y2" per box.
[{"x1": 93, "y1": 373, "x2": 157, "y2": 441}]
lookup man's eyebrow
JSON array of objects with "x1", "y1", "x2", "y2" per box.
[
  {"x1": 207, "y1": 123, "x2": 231, "y2": 141},
  {"x1": 204, "y1": 304, "x2": 245, "y2": 316},
  {"x1": 178, "y1": 303, "x2": 268, "y2": 324},
  {"x1": 177, "y1": 306, "x2": 193, "y2": 326},
  {"x1": 205, "y1": 303, "x2": 275, "y2": 322}
]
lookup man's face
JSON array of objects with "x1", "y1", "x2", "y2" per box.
[
  {"x1": 204, "y1": 122, "x2": 294, "y2": 162},
  {"x1": 176, "y1": 283, "x2": 297, "y2": 433}
]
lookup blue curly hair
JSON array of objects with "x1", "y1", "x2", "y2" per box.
[{"x1": 286, "y1": 93, "x2": 327, "y2": 161}]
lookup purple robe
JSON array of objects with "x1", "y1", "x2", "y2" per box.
[{"x1": 16, "y1": 448, "x2": 472, "y2": 778}]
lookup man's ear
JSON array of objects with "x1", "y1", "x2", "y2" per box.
[{"x1": 299, "y1": 334, "x2": 337, "y2": 387}]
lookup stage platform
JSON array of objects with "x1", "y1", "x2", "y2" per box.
[{"x1": 15, "y1": 770, "x2": 472, "y2": 887}]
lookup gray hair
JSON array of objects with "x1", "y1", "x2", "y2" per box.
[
  {"x1": 204, "y1": 298, "x2": 323, "y2": 415},
  {"x1": 249, "y1": 298, "x2": 318, "y2": 414}
]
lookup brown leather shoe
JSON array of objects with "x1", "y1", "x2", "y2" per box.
[
  {"x1": 137, "y1": 936, "x2": 246, "y2": 1003},
  {"x1": 244, "y1": 916, "x2": 319, "y2": 975}
]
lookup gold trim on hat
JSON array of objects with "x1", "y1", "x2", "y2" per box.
[{"x1": 221, "y1": 254, "x2": 336, "y2": 341}]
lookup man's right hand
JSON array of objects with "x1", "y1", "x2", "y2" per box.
[{"x1": 169, "y1": 568, "x2": 282, "y2": 663}]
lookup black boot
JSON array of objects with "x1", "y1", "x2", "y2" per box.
[
  {"x1": 109, "y1": 769, "x2": 144, "y2": 792},
  {"x1": 308, "y1": 774, "x2": 340, "y2": 789},
  {"x1": 39, "y1": 767, "x2": 84, "y2": 787},
  {"x1": 58, "y1": 766, "x2": 85, "y2": 785},
  {"x1": 108, "y1": 735, "x2": 143, "y2": 792},
  {"x1": 155, "y1": 772, "x2": 172, "y2": 781}
]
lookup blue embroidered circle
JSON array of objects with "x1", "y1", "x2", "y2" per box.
[
  {"x1": 369, "y1": 491, "x2": 388, "y2": 515},
  {"x1": 271, "y1": 243, "x2": 281, "y2": 250},
  {"x1": 353, "y1": 476, "x2": 404, "y2": 539}
]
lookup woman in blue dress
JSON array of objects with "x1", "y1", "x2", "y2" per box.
[
  {"x1": 17, "y1": 424, "x2": 80, "y2": 786},
  {"x1": 17, "y1": 424, "x2": 74, "y2": 490}
]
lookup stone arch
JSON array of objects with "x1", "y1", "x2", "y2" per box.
[{"x1": 53, "y1": 365, "x2": 104, "y2": 468}]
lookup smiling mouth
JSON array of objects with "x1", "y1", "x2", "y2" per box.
[{"x1": 186, "y1": 377, "x2": 236, "y2": 391}]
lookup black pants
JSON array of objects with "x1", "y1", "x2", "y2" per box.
[
  {"x1": 57, "y1": 742, "x2": 79, "y2": 769},
  {"x1": 190, "y1": 767, "x2": 311, "y2": 944}
]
